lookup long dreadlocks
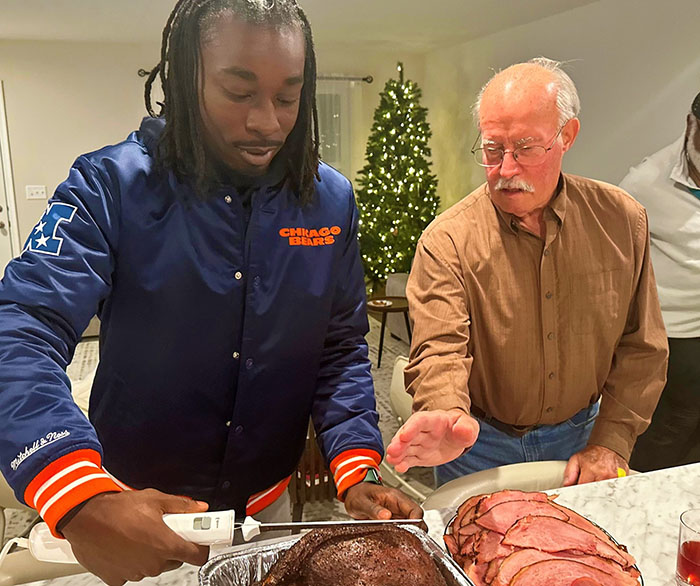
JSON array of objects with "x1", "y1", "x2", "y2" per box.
[{"x1": 145, "y1": 0, "x2": 320, "y2": 204}]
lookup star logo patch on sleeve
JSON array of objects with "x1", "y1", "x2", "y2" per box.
[{"x1": 22, "y1": 202, "x2": 77, "y2": 256}]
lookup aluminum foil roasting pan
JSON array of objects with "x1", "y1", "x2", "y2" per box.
[{"x1": 199, "y1": 524, "x2": 476, "y2": 586}]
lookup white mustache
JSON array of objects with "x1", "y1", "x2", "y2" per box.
[{"x1": 494, "y1": 178, "x2": 535, "y2": 192}]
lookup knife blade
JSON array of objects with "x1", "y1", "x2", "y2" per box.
[{"x1": 239, "y1": 517, "x2": 424, "y2": 539}]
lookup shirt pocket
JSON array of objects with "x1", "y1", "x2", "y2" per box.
[{"x1": 569, "y1": 269, "x2": 623, "y2": 334}]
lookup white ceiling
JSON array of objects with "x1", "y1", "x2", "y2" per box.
[{"x1": 0, "y1": 0, "x2": 599, "y2": 51}]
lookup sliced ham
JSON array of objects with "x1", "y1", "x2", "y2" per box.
[
  {"x1": 445, "y1": 489, "x2": 640, "y2": 585},
  {"x1": 549, "y1": 502, "x2": 637, "y2": 569},
  {"x1": 459, "y1": 504, "x2": 481, "y2": 527},
  {"x1": 509, "y1": 559, "x2": 634, "y2": 586},
  {"x1": 456, "y1": 494, "x2": 486, "y2": 528},
  {"x1": 444, "y1": 533, "x2": 458, "y2": 557},
  {"x1": 459, "y1": 531, "x2": 482, "y2": 558},
  {"x1": 458, "y1": 522, "x2": 481, "y2": 537},
  {"x1": 484, "y1": 557, "x2": 504, "y2": 584},
  {"x1": 457, "y1": 493, "x2": 486, "y2": 519},
  {"x1": 475, "y1": 500, "x2": 569, "y2": 534},
  {"x1": 473, "y1": 529, "x2": 517, "y2": 564},
  {"x1": 492, "y1": 548, "x2": 639, "y2": 586},
  {"x1": 502, "y1": 516, "x2": 632, "y2": 569},
  {"x1": 475, "y1": 489, "x2": 550, "y2": 516},
  {"x1": 465, "y1": 561, "x2": 490, "y2": 586}
]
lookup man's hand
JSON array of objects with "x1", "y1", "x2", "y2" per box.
[
  {"x1": 385, "y1": 409, "x2": 479, "y2": 472},
  {"x1": 563, "y1": 445, "x2": 629, "y2": 486},
  {"x1": 61, "y1": 489, "x2": 210, "y2": 586},
  {"x1": 343, "y1": 483, "x2": 423, "y2": 521}
]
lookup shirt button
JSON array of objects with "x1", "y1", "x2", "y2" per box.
[
  {"x1": 548, "y1": 372, "x2": 555, "y2": 380},
  {"x1": 224, "y1": 195, "x2": 232, "y2": 204},
  {"x1": 234, "y1": 425, "x2": 244, "y2": 435},
  {"x1": 545, "y1": 291, "x2": 553, "y2": 299},
  {"x1": 547, "y1": 332, "x2": 554, "y2": 340},
  {"x1": 245, "y1": 358, "x2": 254, "y2": 369},
  {"x1": 225, "y1": 420, "x2": 231, "y2": 427},
  {"x1": 235, "y1": 271, "x2": 243, "y2": 280},
  {"x1": 222, "y1": 481, "x2": 231, "y2": 490},
  {"x1": 546, "y1": 407, "x2": 554, "y2": 413},
  {"x1": 232, "y1": 351, "x2": 240, "y2": 359},
  {"x1": 544, "y1": 249, "x2": 551, "y2": 256}
]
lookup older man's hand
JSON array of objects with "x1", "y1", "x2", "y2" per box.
[
  {"x1": 385, "y1": 409, "x2": 480, "y2": 473},
  {"x1": 563, "y1": 445, "x2": 629, "y2": 486}
]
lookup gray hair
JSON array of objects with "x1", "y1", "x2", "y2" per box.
[{"x1": 472, "y1": 57, "x2": 581, "y2": 127}]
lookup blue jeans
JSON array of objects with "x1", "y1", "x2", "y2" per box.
[{"x1": 435, "y1": 401, "x2": 600, "y2": 486}]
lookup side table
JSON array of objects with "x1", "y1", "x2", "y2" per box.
[{"x1": 367, "y1": 296, "x2": 411, "y2": 368}]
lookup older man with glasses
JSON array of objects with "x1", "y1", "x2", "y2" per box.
[{"x1": 386, "y1": 57, "x2": 669, "y2": 487}]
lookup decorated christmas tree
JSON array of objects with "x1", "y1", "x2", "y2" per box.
[{"x1": 356, "y1": 62, "x2": 439, "y2": 291}]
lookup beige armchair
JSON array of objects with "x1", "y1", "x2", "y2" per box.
[
  {"x1": 0, "y1": 477, "x2": 32, "y2": 548},
  {"x1": 378, "y1": 356, "x2": 428, "y2": 502},
  {"x1": 0, "y1": 473, "x2": 87, "y2": 585},
  {"x1": 0, "y1": 369, "x2": 96, "y2": 585}
]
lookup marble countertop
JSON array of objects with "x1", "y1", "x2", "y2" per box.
[
  {"x1": 540, "y1": 463, "x2": 698, "y2": 586},
  {"x1": 22, "y1": 462, "x2": 700, "y2": 586}
]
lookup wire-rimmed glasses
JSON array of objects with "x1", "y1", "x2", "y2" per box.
[{"x1": 471, "y1": 124, "x2": 566, "y2": 168}]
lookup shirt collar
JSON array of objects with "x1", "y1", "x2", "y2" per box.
[
  {"x1": 212, "y1": 151, "x2": 288, "y2": 194},
  {"x1": 490, "y1": 174, "x2": 567, "y2": 234},
  {"x1": 669, "y1": 136, "x2": 700, "y2": 190}
]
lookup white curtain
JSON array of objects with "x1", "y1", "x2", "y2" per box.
[{"x1": 316, "y1": 79, "x2": 355, "y2": 178}]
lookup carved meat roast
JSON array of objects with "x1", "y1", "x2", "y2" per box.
[{"x1": 258, "y1": 524, "x2": 448, "y2": 586}]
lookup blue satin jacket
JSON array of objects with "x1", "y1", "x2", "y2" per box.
[{"x1": 0, "y1": 117, "x2": 381, "y2": 513}]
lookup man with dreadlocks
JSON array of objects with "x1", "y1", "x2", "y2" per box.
[{"x1": 0, "y1": 0, "x2": 421, "y2": 583}]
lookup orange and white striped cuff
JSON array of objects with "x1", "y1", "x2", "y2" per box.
[
  {"x1": 246, "y1": 475, "x2": 291, "y2": 516},
  {"x1": 23, "y1": 449, "x2": 124, "y2": 537},
  {"x1": 330, "y1": 448, "x2": 382, "y2": 500}
]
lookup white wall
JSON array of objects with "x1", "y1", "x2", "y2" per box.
[
  {"x1": 9, "y1": 0, "x2": 695, "y2": 230},
  {"x1": 0, "y1": 38, "x2": 423, "y2": 241},
  {"x1": 423, "y1": 0, "x2": 700, "y2": 209},
  {"x1": 0, "y1": 40, "x2": 159, "y2": 240}
]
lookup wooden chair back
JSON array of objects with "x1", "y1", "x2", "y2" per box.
[{"x1": 287, "y1": 419, "x2": 336, "y2": 522}]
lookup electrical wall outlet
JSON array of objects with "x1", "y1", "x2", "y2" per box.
[{"x1": 26, "y1": 185, "x2": 47, "y2": 200}]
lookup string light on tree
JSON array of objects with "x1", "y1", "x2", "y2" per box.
[{"x1": 356, "y1": 62, "x2": 439, "y2": 291}]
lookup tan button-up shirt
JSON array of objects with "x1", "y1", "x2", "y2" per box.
[{"x1": 405, "y1": 174, "x2": 668, "y2": 460}]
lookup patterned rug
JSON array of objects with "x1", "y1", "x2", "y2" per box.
[{"x1": 2, "y1": 317, "x2": 434, "y2": 541}]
